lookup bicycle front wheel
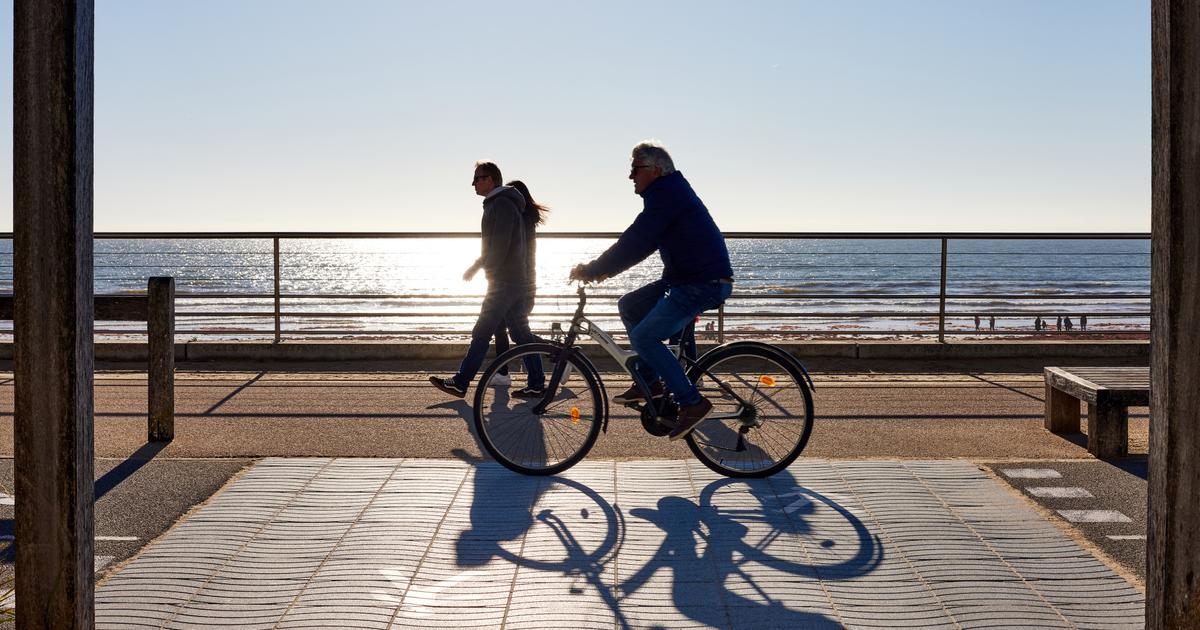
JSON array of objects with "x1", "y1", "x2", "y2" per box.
[
  {"x1": 474, "y1": 343, "x2": 604, "y2": 476},
  {"x1": 685, "y1": 343, "x2": 814, "y2": 478}
]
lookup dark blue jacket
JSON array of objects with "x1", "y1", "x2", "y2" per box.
[{"x1": 582, "y1": 171, "x2": 733, "y2": 285}]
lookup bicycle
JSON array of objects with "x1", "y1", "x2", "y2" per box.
[{"x1": 472, "y1": 285, "x2": 816, "y2": 478}]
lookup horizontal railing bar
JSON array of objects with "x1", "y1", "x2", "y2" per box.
[
  {"x1": 167, "y1": 308, "x2": 1153, "y2": 317},
  {"x1": 0, "y1": 231, "x2": 1153, "y2": 240},
  {"x1": 157, "y1": 292, "x2": 1153, "y2": 301}
]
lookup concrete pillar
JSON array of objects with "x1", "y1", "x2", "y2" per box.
[
  {"x1": 12, "y1": 0, "x2": 96, "y2": 627},
  {"x1": 1149, "y1": 1, "x2": 1200, "y2": 627}
]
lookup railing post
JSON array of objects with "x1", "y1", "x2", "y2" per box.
[
  {"x1": 273, "y1": 237, "x2": 281, "y2": 343},
  {"x1": 718, "y1": 303, "x2": 725, "y2": 344},
  {"x1": 148, "y1": 277, "x2": 174, "y2": 442},
  {"x1": 937, "y1": 237, "x2": 948, "y2": 343}
]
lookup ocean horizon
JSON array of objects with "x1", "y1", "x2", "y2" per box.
[{"x1": 0, "y1": 236, "x2": 1151, "y2": 340}]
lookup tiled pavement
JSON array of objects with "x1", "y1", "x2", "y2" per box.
[{"x1": 96, "y1": 459, "x2": 1144, "y2": 629}]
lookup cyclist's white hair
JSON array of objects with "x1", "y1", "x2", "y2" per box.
[{"x1": 631, "y1": 140, "x2": 676, "y2": 175}]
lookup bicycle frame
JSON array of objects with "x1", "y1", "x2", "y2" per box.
[{"x1": 533, "y1": 286, "x2": 751, "y2": 425}]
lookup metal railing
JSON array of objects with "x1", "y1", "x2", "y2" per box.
[{"x1": 0, "y1": 231, "x2": 1151, "y2": 342}]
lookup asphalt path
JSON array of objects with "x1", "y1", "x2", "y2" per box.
[
  {"x1": 984, "y1": 457, "x2": 1148, "y2": 583},
  {"x1": 0, "y1": 456, "x2": 250, "y2": 582},
  {"x1": 0, "y1": 362, "x2": 1149, "y2": 460}
]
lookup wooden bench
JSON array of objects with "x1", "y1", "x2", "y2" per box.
[
  {"x1": 1044, "y1": 366, "x2": 1149, "y2": 458},
  {"x1": 0, "y1": 276, "x2": 176, "y2": 442}
]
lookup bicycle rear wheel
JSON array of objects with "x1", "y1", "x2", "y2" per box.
[
  {"x1": 685, "y1": 343, "x2": 814, "y2": 478},
  {"x1": 474, "y1": 343, "x2": 604, "y2": 476}
]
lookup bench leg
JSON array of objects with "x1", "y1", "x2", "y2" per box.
[
  {"x1": 1087, "y1": 403, "x2": 1129, "y2": 458},
  {"x1": 1045, "y1": 384, "x2": 1080, "y2": 433}
]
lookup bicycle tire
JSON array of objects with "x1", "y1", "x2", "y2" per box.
[
  {"x1": 684, "y1": 342, "x2": 814, "y2": 478},
  {"x1": 474, "y1": 343, "x2": 605, "y2": 476}
]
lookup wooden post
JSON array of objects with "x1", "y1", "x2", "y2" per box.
[
  {"x1": 1043, "y1": 381, "x2": 1079, "y2": 433},
  {"x1": 148, "y1": 277, "x2": 175, "y2": 442},
  {"x1": 13, "y1": 0, "x2": 96, "y2": 627},
  {"x1": 1149, "y1": 1, "x2": 1200, "y2": 627},
  {"x1": 1086, "y1": 400, "x2": 1128, "y2": 459}
]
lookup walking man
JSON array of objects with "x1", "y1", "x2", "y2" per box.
[
  {"x1": 430, "y1": 161, "x2": 544, "y2": 398},
  {"x1": 569, "y1": 140, "x2": 733, "y2": 441}
]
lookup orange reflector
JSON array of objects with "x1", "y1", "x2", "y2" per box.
[
  {"x1": 571, "y1": 407, "x2": 581, "y2": 423},
  {"x1": 760, "y1": 375, "x2": 777, "y2": 387}
]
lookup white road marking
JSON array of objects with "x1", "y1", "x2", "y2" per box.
[
  {"x1": 776, "y1": 490, "x2": 813, "y2": 514},
  {"x1": 0, "y1": 492, "x2": 13, "y2": 506},
  {"x1": 1002, "y1": 468, "x2": 1062, "y2": 479},
  {"x1": 1107, "y1": 535, "x2": 1147, "y2": 541},
  {"x1": 96, "y1": 536, "x2": 139, "y2": 542},
  {"x1": 1027, "y1": 486, "x2": 1094, "y2": 498},
  {"x1": 1057, "y1": 510, "x2": 1133, "y2": 523}
]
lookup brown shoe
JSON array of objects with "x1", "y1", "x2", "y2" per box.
[
  {"x1": 612, "y1": 381, "x2": 666, "y2": 405},
  {"x1": 669, "y1": 398, "x2": 713, "y2": 441}
]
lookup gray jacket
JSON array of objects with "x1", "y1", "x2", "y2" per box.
[{"x1": 476, "y1": 186, "x2": 529, "y2": 285}]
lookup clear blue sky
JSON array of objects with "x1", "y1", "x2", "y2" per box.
[{"x1": 0, "y1": 1, "x2": 1149, "y2": 232}]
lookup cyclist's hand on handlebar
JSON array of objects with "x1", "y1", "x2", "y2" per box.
[{"x1": 569, "y1": 263, "x2": 590, "y2": 282}]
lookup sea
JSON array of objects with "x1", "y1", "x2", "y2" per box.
[{"x1": 0, "y1": 237, "x2": 1151, "y2": 340}]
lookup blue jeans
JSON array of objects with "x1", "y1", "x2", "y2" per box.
[
  {"x1": 454, "y1": 281, "x2": 543, "y2": 389},
  {"x1": 618, "y1": 279, "x2": 732, "y2": 407}
]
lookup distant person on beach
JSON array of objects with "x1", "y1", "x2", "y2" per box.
[
  {"x1": 569, "y1": 140, "x2": 733, "y2": 441},
  {"x1": 988, "y1": 315, "x2": 995, "y2": 331},
  {"x1": 1064, "y1": 316, "x2": 1073, "y2": 331},
  {"x1": 1080, "y1": 314, "x2": 1088, "y2": 331},
  {"x1": 974, "y1": 315, "x2": 980, "y2": 331},
  {"x1": 429, "y1": 161, "x2": 544, "y2": 399},
  {"x1": 1057, "y1": 316, "x2": 1063, "y2": 331},
  {"x1": 1035, "y1": 316, "x2": 1043, "y2": 332},
  {"x1": 461, "y1": 180, "x2": 549, "y2": 386}
]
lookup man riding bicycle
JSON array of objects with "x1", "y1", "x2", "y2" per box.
[{"x1": 570, "y1": 140, "x2": 733, "y2": 441}]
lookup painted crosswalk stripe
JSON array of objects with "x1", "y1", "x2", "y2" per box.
[
  {"x1": 1027, "y1": 486, "x2": 1094, "y2": 498},
  {"x1": 1057, "y1": 509, "x2": 1133, "y2": 523},
  {"x1": 1107, "y1": 535, "x2": 1147, "y2": 540},
  {"x1": 1002, "y1": 468, "x2": 1062, "y2": 479},
  {"x1": 0, "y1": 492, "x2": 13, "y2": 506}
]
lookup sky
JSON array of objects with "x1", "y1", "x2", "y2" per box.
[{"x1": 0, "y1": 1, "x2": 1149, "y2": 233}]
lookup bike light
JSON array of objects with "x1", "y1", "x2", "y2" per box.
[{"x1": 759, "y1": 375, "x2": 776, "y2": 387}]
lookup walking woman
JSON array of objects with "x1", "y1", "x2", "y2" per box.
[{"x1": 488, "y1": 180, "x2": 549, "y2": 393}]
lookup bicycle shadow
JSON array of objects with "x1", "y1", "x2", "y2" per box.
[{"x1": 452, "y1": 464, "x2": 883, "y2": 629}]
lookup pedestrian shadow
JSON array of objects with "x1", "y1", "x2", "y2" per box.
[
  {"x1": 451, "y1": 464, "x2": 882, "y2": 629},
  {"x1": 427, "y1": 399, "x2": 489, "y2": 458}
]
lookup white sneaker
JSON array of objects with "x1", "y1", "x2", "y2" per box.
[{"x1": 493, "y1": 373, "x2": 512, "y2": 386}]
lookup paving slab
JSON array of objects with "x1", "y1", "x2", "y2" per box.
[{"x1": 92, "y1": 458, "x2": 1144, "y2": 629}]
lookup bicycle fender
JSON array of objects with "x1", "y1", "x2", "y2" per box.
[{"x1": 697, "y1": 340, "x2": 815, "y2": 391}]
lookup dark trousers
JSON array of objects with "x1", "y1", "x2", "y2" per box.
[
  {"x1": 454, "y1": 281, "x2": 543, "y2": 389},
  {"x1": 618, "y1": 279, "x2": 732, "y2": 406}
]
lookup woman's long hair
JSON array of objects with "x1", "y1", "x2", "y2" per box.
[{"x1": 506, "y1": 180, "x2": 549, "y2": 226}]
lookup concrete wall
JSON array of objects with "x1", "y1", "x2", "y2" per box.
[{"x1": 0, "y1": 340, "x2": 1149, "y2": 363}]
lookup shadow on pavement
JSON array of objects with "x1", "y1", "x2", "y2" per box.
[
  {"x1": 94, "y1": 441, "x2": 169, "y2": 501},
  {"x1": 455, "y1": 463, "x2": 882, "y2": 629}
]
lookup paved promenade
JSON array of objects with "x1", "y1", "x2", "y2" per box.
[
  {"x1": 96, "y1": 458, "x2": 1142, "y2": 629},
  {"x1": 0, "y1": 359, "x2": 1150, "y2": 627}
]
